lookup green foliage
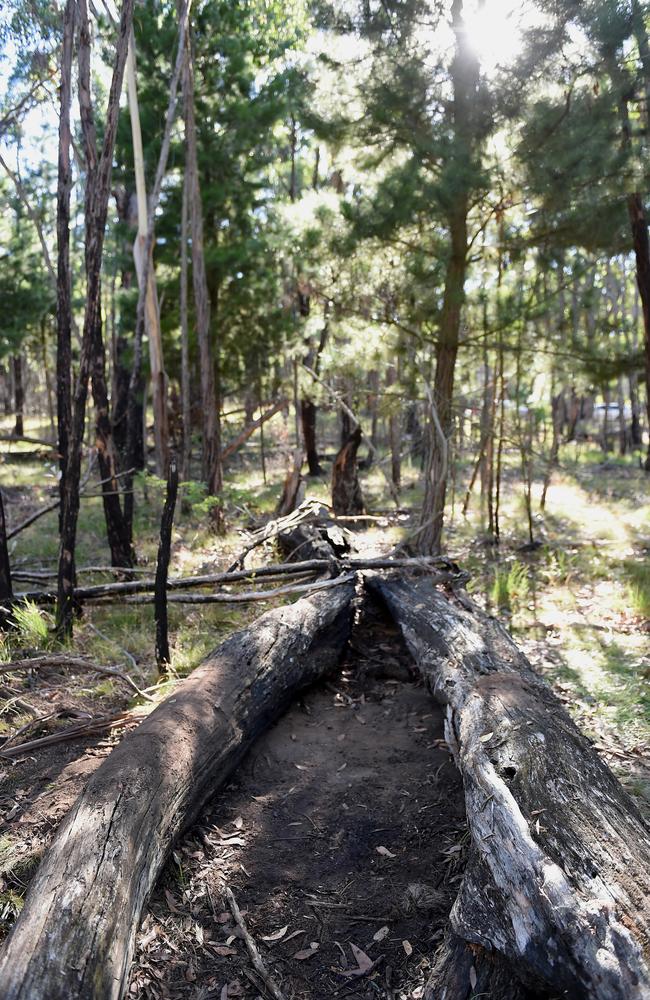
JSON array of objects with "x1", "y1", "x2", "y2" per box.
[
  {"x1": 622, "y1": 561, "x2": 650, "y2": 620},
  {"x1": 10, "y1": 600, "x2": 52, "y2": 649},
  {"x1": 491, "y1": 561, "x2": 530, "y2": 613}
]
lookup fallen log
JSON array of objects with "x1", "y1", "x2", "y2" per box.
[
  {"x1": 367, "y1": 575, "x2": 650, "y2": 1000},
  {"x1": 221, "y1": 398, "x2": 287, "y2": 462},
  {"x1": 0, "y1": 582, "x2": 355, "y2": 1000}
]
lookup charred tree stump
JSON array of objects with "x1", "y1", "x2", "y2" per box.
[
  {"x1": 367, "y1": 575, "x2": 650, "y2": 1000},
  {"x1": 332, "y1": 426, "x2": 364, "y2": 515},
  {"x1": 0, "y1": 582, "x2": 355, "y2": 1000},
  {"x1": 154, "y1": 458, "x2": 178, "y2": 670}
]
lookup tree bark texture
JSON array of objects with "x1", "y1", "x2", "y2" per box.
[
  {"x1": 0, "y1": 488, "x2": 12, "y2": 609},
  {"x1": 331, "y1": 426, "x2": 364, "y2": 516},
  {"x1": 183, "y1": 29, "x2": 222, "y2": 497},
  {"x1": 12, "y1": 354, "x2": 24, "y2": 438},
  {"x1": 367, "y1": 575, "x2": 650, "y2": 1000},
  {"x1": 155, "y1": 458, "x2": 178, "y2": 670},
  {"x1": 56, "y1": 0, "x2": 135, "y2": 636},
  {"x1": 627, "y1": 193, "x2": 650, "y2": 471},
  {"x1": 0, "y1": 583, "x2": 355, "y2": 1000}
]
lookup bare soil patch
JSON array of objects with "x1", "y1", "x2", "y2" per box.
[{"x1": 131, "y1": 598, "x2": 467, "y2": 1000}]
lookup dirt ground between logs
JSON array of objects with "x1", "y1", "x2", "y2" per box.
[{"x1": 130, "y1": 599, "x2": 467, "y2": 1000}]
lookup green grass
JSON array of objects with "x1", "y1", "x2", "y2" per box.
[{"x1": 622, "y1": 561, "x2": 650, "y2": 619}]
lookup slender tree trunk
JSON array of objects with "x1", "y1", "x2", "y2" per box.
[
  {"x1": 386, "y1": 362, "x2": 401, "y2": 491},
  {"x1": 183, "y1": 29, "x2": 222, "y2": 500},
  {"x1": 126, "y1": 29, "x2": 169, "y2": 477},
  {"x1": 0, "y1": 487, "x2": 12, "y2": 616},
  {"x1": 627, "y1": 194, "x2": 650, "y2": 470},
  {"x1": 155, "y1": 458, "x2": 178, "y2": 672},
  {"x1": 300, "y1": 400, "x2": 320, "y2": 475},
  {"x1": 180, "y1": 168, "x2": 191, "y2": 482},
  {"x1": 40, "y1": 319, "x2": 55, "y2": 440},
  {"x1": 56, "y1": 0, "x2": 75, "y2": 539},
  {"x1": 57, "y1": 0, "x2": 135, "y2": 637},
  {"x1": 12, "y1": 354, "x2": 24, "y2": 438}
]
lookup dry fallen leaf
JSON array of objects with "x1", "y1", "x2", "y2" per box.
[
  {"x1": 212, "y1": 945, "x2": 238, "y2": 957},
  {"x1": 350, "y1": 943, "x2": 373, "y2": 973},
  {"x1": 373, "y1": 926, "x2": 390, "y2": 943},
  {"x1": 233, "y1": 816, "x2": 244, "y2": 830},
  {"x1": 469, "y1": 965, "x2": 478, "y2": 989},
  {"x1": 402, "y1": 940, "x2": 413, "y2": 957},
  {"x1": 376, "y1": 845, "x2": 396, "y2": 859},
  {"x1": 283, "y1": 928, "x2": 306, "y2": 943},
  {"x1": 194, "y1": 923, "x2": 204, "y2": 946},
  {"x1": 164, "y1": 889, "x2": 179, "y2": 913},
  {"x1": 479, "y1": 732, "x2": 494, "y2": 742},
  {"x1": 293, "y1": 942, "x2": 319, "y2": 960},
  {"x1": 261, "y1": 924, "x2": 289, "y2": 943}
]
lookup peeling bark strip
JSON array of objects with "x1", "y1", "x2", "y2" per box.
[
  {"x1": 367, "y1": 576, "x2": 650, "y2": 1000},
  {"x1": 0, "y1": 584, "x2": 355, "y2": 1000}
]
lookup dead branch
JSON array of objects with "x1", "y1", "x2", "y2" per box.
[{"x1": 226, "y1": 887, "x2": 288, "y2": 1000}]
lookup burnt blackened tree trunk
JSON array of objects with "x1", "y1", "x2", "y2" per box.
[
  {"x1": 12, "y1": 354, "x2": 24, "y2": 437},
  {"x1": 57, "y1": 0, "x2": 135, "y2": 637},
  {"x1": 155, "y1": 458, "x2": 178, "y2": 672},
  {"x1": 332, "y1": 426, "x2": 364, "y2": 515},
  {"x1": 76, "y1": 0, "x2": 133, "y2": 571}
]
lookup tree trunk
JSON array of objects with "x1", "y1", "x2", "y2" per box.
[
  {"x1": 332, "y1": 426, "x2": 364, "y2": 515},
  {"x1": 0, "y1": 584, "x2": 354, "y2": 1000},
  {"x1": 180, "y1": 168, "x2": 191, "y2": 481},
  {"x1": 386, "y1": 362, "x2": 401, "y2": 491},
  {"x1": 627, "y1": 193, "x2": 650, "y2": 470},
  {"x1": 183, "y1": 29, "x2": 222, "y2": 499},
  {"x1": 300, "y1": 398, "x2": 320, "y2": 475},
  {"x1": 12, "y1": 354, "x2": 24, "y2": 438},
  {"x1": 56, "y1": 0, "x2": 135, "y2": 637},
  {"x1": 126, "y1": 29, "x2": 169, "y2": 478},
  {"x1": 0, "y1": 488, "x2": 12, "y2": 613},
  {"x1": 368, "y1": 576, "x2": 650, "y2": 1000},
  {"x1": 155, "y1": 459, "x2": 178, "y2": 671}
]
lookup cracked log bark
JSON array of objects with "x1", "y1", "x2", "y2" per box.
[
  {"x1": 367, "y1": 575, "x2": 650, "y2": 1000},
  {"x1": 0, "y1": 583, "x2": 355, "y2": 1000}
]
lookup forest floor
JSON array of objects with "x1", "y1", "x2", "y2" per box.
[{"x1": 0, "y1": 411, "x2": 649, "y2": 997}]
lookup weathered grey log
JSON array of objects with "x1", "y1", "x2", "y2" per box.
[
  {"x1": 367, "y1": 575, "x2": 650, "y2": 1000},
  {"x1": 0, "y1": 582, "x2": 355, "y2": 1000}
]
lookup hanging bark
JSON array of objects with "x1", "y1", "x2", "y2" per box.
[
  {"x1": 155, "y1": 458, "x2": 178, "y2": 671},
  {"x1": 368, "y1": 575, "x2": 650, "y2": 1000},
  {"x1": 183, "y1": 27, "x2": 222, "y2": 501},
  {"x1": 56, "y1": 0, "x2": 136, "y2": 637},
  {"x1": 0, "y1": 583, "x2": 354, "y2": 1000},
  {"x1": 12, "y1": 354, "x2": 24, "y2": 438},
  {"x1": 331, "y1": 426, "x2": 364, "y2": 516}
]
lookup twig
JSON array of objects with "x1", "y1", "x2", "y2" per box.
[
  {"x1": 0, "y1": 710, "x2": 137, "y2": 759},
  {"x1": 225, "y1": 887, "x2": 287, "y2": 1000},
  {"x1": 86, "y1": 621, "x2": 138, "y2": 671}
]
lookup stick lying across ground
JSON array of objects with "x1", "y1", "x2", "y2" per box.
[
  {"x1": 0, "y1": 582, "x2": 355, "y2": 1000},
  {"x1": 13, "y1": 555, "x2": 465, "y2": 604},
  {"x1": 367, "y1": 575, "x2": 650, "y2": 1000}
]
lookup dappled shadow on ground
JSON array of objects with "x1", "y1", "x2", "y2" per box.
[{"x1": 130, "y1": 599, "x2": 468, "y2": 1000}]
